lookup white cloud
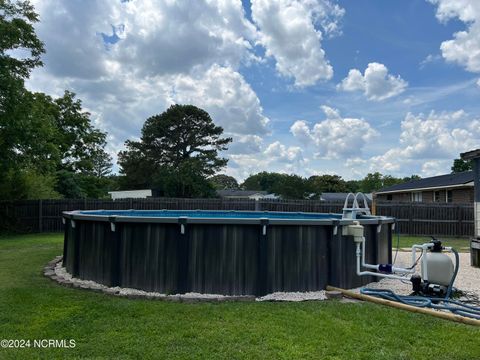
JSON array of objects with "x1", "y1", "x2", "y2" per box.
[
  {"x1": 338, "y1": 63, "x2": 408, "y2": 101},
  {"x1": 26, "y1": 0, "x2": 272, "y2": 165},
  {"x1": 290, "y1": 106, "x2": 378, "y2": 159},
  {"x1": 419, "y1": 53, "x2": 442, "y2": 68},
  {"x1": 369, "y1": 110, "x2": 480, "y2": 176},
  {"x1": 226, "y1": 141, "x2": 307, "y2": 181},
  {"x1": 251, "y1": 0, "x2": 344, "y2": 87},
  {"x1": 429, "y1": 0, "x2": 480, "y2": 73},
  {"x1": 264, "y1": 141, "x2": 304, "y2": 162},
  {"x1": 227, "y1": 135, "x2": 263, "y2": 155},
  {"x1": 31, "y1": 0, "x2": 257, "y2": 79},
  {"x1": 171, "y1": 65, "x2": 269, "y2": 136}
]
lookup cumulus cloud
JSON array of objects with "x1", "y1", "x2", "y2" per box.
[
  {"x1": 26, "y1": 0, "x2": 273, "y2": 163},
  {"x1": 337, "y1": 62, "x2": 408, "y2": 101},
  {"x1": 225, "y1": 140, "x2": 307, "y2": 181},
  {"x1": 290, "y1": 106, "x2": 378, "y2": 159},
  {"x1": 264, "y1": 141, "x2": 304, "y2": 162},
  {"x1": 429, "y1": 0, "x2": 480, "y2": 73},
  {"x1": 369, "y1": 110, "x2": 480, "y2": 176},
  {"x1": 227, "y1": 135, "x2": 263, "y2": 155},
  {"x1": 251, "y1": 0, "x2": 344, "y2": 87},
  {"x1": 172, "y1": 65, "x2": 269, "y2": 135}
]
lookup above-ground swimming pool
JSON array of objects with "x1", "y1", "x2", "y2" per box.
[{"x1": 62, "y1": 210, "x2": 394, "y2": 296}]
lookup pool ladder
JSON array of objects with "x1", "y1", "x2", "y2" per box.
[{"x1": 342, "y1": 192, "x2": 371, "y2": 219}]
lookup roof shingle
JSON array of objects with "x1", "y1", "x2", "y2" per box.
[{"x1": 376, "y1": 171, "x2": 473, "y2": 193}]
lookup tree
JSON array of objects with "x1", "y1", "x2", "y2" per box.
[
  {"x1": 1, "y1": 0, "x2": 46, "y2": 173},
  {"x1": 357, "y1": 172, "x2": 420, "y2": 193},
  {"x1": 118, "y1": 104, "x2": 232, "y2": 197},
  {"x1": 345, "y1": 180, "x2": 361, "y2": 193},
  {"x1": 0, "y1": 168, "x2": 60, "y2": 200},
  {"x1": 210, "y1": 174, "x2": 239, "y2": 190},
  {"x1": 242, "y1": 172, "x2": 286, "y2": 193},
  {"x1": 241, "y1": 172, "x2": 309, "y2": 199},
  {"x1": 306, "y1": 175, "x2": 348, "y2": 197},
  {"x1": 402, "y1": 175, "x2": 421, "y2": 182},
  {"x1": 0, "y1": 1, "x2": 113, "y2": 200},
  {"x1": 0, "y1": 0, "x2": 44, "y2": 80},
  {"x1": 272, "y1": 174, "x2": 308, "y2": 199},
  {"x1": 53, "y1": 91, "x2": 112, "y2": 174},
  {"x1": 451, "y1": 158, "x2": 473, "y2": 173}
]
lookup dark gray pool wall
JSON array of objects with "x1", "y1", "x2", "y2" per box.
[{"x1": 62, "y1": 215, "x2": 393, "y2": 296}]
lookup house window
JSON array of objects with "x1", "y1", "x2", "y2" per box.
[
  {"x1": 387, "y1": 194, "x2": 393, "y2": 201},
  {"x1": 434, "y1": 191, "x2": 441, "y2": 202},
  {"x1": 447, "y1": 190, "x2": 453, "y2": 203},
  {"x1": 411, "y1": 192, "x2": 422, "y2": 202}
]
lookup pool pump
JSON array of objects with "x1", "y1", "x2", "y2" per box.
[{"x1": 346, "y1": 222, "x2": 459, "y2": 297}]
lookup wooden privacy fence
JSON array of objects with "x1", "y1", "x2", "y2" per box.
[
  {"x1": 376, "y1": 202, "x2": 474, "y2": 237},
  {"x1": 0, "y1": 198, "x2": 474, "y2": 237}
]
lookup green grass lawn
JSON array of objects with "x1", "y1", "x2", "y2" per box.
[
  {"x1": 394, "y1": 235, "x2": 471, "y2": 251},
  {"x1": 0, "y1": 233, "x2": 479, "y2": 359}
]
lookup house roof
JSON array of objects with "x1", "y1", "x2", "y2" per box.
[
  {"x1": 376, "y1": 171, "x2": 474, "y2": 194},
  {"x1": 216, "y1": 189, "x2": 267, "y2": 197},
  {"x1": 320, "y1": 192, "x2": 372, "y2": 202},
  {"x1": 461, "y1": 148, "x2": 480, "y2": 160}
]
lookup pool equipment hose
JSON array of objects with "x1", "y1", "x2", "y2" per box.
[
  {"x1": 346, "y1": 222, "x2": 480, "y2": 320},
  {"x1": 361, "y1": 244, "x2": 480, "y2": 320}
]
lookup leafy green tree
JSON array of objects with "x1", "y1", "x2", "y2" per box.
[
  {"x1": 272, "y1": 174, "x2": 308, "y2": 199},
  {"x1": 306, "y1": 175, "x2": 348, "y2": 197},
  {"x1": 0, "y1": 1, "x2": 112, "y2": 200},
  {"x1": 357, "y1": 172, "x2": 420, "y2": 193},
  {"x1": 54, "y1": 170, "x2": 86, "y2": 199},
  {"x1": 345, "y1": 180, "x2": 361, "y2": 193},
  {"x1": 451, "y1": 158, "x2": 473, "y2": 173},
  {"x1": 0, "y1": 169, "x2": 60, "y2": 200},
  {"x1": 90, "y1": 146, "x2": 113, "y2": 177},
  {"x1": 359, "y1": 172, "x2": 384, "y2": 192},
  {"x1": 0, "y1": 0, "x2": 44, "y2": 79},
  {"x1": 210, "y1": 174, "x2": 239, "y2": 190},
  {"x1": 241, "y1": 172, "x2": 286, "y2": 193},
  {"x1": 118, "y1": 104, "x2": 232, "y2": 197},
  {"x1": 53, "y1": 91, "x2": 112, "y2": 174},
  {"x1": 242, "y1": 172, "x2": 308, "y2": 199},
  {"x1": 0, "y1": 0, "x2": 47, "y2": 174}
]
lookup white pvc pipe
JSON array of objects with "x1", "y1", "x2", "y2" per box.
[
  {"x1": 356, "y1": 243, "x2": 407, "y2": 281},
  {"x1": 411, "y1": 243, "x2": 433, "y2": 281},
  {"x1": 352, "y1": 224, "x2": 438, "y2": 282}
]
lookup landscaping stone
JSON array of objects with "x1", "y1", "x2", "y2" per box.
[
  {"x1": 58, "y1": 279, "x2": 73, "y2": 287},
  {"x1": 44, "y1": 270, "x2": 55, "y2": 277},
  {"x1": 103, "y1": 288, "x2": 120, "y2": 295},
  {"x1": 45, "y1": 256, "x2": 333, "y2": 303},
  {"x1": 325, "y1": 290, "x2": 343, "y2": 300}
]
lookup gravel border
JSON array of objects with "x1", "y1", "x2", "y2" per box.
[
  {"x1": 43, "y1": 257, "x2": 330, "y2": 302},
  {"x1": 46, "y1": 251, "x2": 478, "y2": 303}
]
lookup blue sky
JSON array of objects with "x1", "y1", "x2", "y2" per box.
[{"x1": 26, "y1": 0, "x2": 480, "y2": 181}]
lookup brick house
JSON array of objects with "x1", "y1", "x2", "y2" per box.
[{"x1": 375, "y1": 171, "x2": 474, "y2": 204}]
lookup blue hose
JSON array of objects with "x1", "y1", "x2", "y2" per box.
[
  {"x1": 360, "y1": 288, "x2": 480, "y2": 320},
  {"x1": 445, "y1": 247, "x2": 460, "y2": 299}
]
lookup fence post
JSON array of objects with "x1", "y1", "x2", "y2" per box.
[
  {"x1": 255, "y1": 199, "x2": 260, "y2": 211},
  {"x1": 38, "y1": 199, "x2": 43, "y2": 232}
]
